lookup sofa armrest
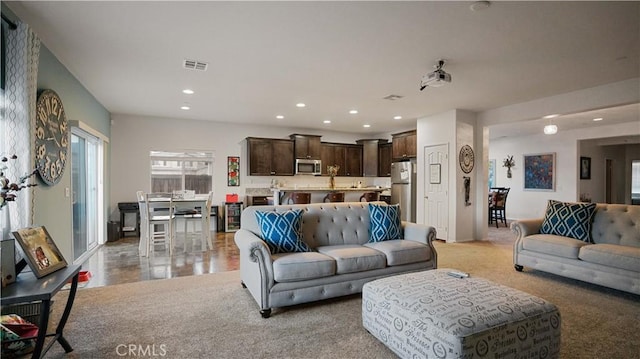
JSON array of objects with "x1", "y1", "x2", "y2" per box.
[
  {"x1": 511, "y1": 218, "x2": 544, "y2": 257},
  {"x1": 402, "y1": 221, "x2": 438, "y2": 267},
  {"x1": 234, "y1": 229, "x2": 275, "y2": 309},
  {"x1": 511, "y1": 218, "x2": 543, "y2": 239}
]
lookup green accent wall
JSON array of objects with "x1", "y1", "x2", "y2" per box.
[
  {"x1": 35, "y1": 44, "x2": 111, "y2": 262},
  {"x1": 38, "y1": 46, "x2": 110, "y2": 137}
]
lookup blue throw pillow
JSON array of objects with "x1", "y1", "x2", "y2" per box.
[
  {"x1": 540, "y1": 200, "x2": 597, "y2": 242},
  {"x1": 368, "y1": 203, "x2": 402, "y2": 242},
  {"x1": 255, "y1": 209, "x2": 311, "y2": 254}
]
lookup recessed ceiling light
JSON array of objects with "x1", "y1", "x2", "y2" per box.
[
  {"x1": 276, "y1": 115, "x2": 284, "y2": 119},
  {"x1": 323, "y1": 120, "x2": 331, "y2": 124},
  {"x1": 470, "y1": 1, "x2": 491, "y2": 12},
  {"x1": 349, "y1": 110, "x2": 358, "y2": 115},
  {"x1": 393, "y1": 115, "x2": 402, "y2": 120},
  {"x1": 180, "y1": 105, "x2": 190, "y2": 110},
  {"x1": 296, "y1": 103, "x2": 306, "y2": 108},
  {"x1": 593, "y1": 117, "x2": 603, "y2": 122},
  {"x1": 363, "y1": 124, "x2": 371, "y2": 128},
  {"x1": 543, "y1": 124, "x2": 558, "y2": 135},
  {"x1": 543, "y1": 114, "x2": 559, "y2": 119},
  {"x1": 182, "y1": 89, "x2": 194, "y2": 95}
]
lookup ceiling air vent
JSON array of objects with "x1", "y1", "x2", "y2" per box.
[
  {"x1": 183, "y1": 59, "x2": 208, "y2": 71},
  {"x1": 383, "y1": 94, "x2": 404, "y2": 101}
]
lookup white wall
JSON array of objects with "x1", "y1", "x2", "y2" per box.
[
  {"x1": 455, "y1": 112, "x2": 478, "y2": 243},
  {"x1": 489, "y1": 121, "x2": 639, "y2": 220},
  {"x1": 416, "y1": 110, "x2": 455, "y2": 241},
  {"x1": 109, "y1": 114, "x2": 390, "y2": 219},
  {"x1": 416, "y1": 109, "x2": 480, "y2": 243},
  {"x1": 413, "y1": 80, "x2": 639, "y2": 243}
]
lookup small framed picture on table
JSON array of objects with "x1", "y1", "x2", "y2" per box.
[{"x1": 12, "y1": 226, "x2": 67, "y2": 278}]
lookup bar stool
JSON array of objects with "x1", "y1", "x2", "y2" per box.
[
  {"x1": 323, "y1": 192, "x2": 345, "y2": 203},
  {"x1": 289, "y1": 192, "x2": 311, "y2": 204},
  {"x1": 359, "y1": 192, "x2": 379, "y2": 202}
]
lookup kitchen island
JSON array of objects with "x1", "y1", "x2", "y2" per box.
[{"x1": 271, "y1": 187, "x2": 390, "y2": 205}]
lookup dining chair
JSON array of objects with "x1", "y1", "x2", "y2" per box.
[
  {"x1": 175, "y1": 191, "x2": 213, "y2": 252},
  {"x1": 489, "y1": 188, "x2": 510, "y2": 228},
  {"x1": 359, "y1": 192, "x2": 379, "y2": 202},
  {"x1": 144, "y1": 192, "x2": 174, "y2": 255},
  {"x1": 323, "y1": 192, "x2": 345, "y2": 203},
  {"x1": 288, "y1": 192, "x2": 311, "y2": 204}
]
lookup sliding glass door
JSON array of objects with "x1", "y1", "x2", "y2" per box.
[{"x1": 71, "y1": 128, "x2": 103, "y2": 261}]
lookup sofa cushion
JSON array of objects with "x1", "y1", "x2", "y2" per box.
[
  {"x1": 364, "y1": 240, "x2": 431, "y2": 266},
  {"x1": 540, "y1": 200, "x2": 597, "y2": 242},
  {"x1": 368, "y1": 203, "x2": 402, "y2": 242},
  {"x1": 272, "y1": 252, "x2": 336, "y2": 282},
  {"x1": 255, "y1": 209, "x2": 311, "y2": 254},
  {"x1": 578, "y1": 244, "x2": 640, "y2": 272},
  {"x1": 317, "y1": 245, "x2": 387, "y2": 274},
  {"x1": 522, "y1": 234, "x2": 590, "y2": 259},
  {"x1": 591, "y1": 204, "x2": 640, "y2": 247}
]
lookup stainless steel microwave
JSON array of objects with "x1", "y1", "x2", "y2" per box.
[{"x1": 295, "y1": 159, "x2": 322, "y2": 175}]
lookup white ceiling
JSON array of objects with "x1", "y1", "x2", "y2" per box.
[{"x1": 6, "y1": 1, "x2": 640, "y2": 136}]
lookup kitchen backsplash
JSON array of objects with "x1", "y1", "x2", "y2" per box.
[{"x1": 244, "y1": 176, "x2": 391, "y2": 192}]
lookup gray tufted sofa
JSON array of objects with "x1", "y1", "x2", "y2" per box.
[
  {"x1": 234, "y1": 202, "x2": 437, "y2": 317},
  {"x1": 512, "y1": 203, "x2": 640, "y2": 295}
]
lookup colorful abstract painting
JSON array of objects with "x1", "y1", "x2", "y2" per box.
[
  {"x1": 524, "y1": 153, "x2": 555, "y2": 191},
  {"x1": 227, "y1": 156, "x2": 240, "y2": 186}
]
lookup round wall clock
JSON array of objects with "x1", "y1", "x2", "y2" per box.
[
  {"x1": 459, "y1": 145, "x2": 474, "y2": 174},
  {"x1": 35, "y1": 90, "x2": 68, "y2": 186}
]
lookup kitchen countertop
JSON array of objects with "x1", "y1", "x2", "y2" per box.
[{"x1": 273, "y1": 187, "x2": 388, "y2": 192}]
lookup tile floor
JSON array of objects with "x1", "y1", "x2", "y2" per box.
[
  {"x1": 81, "y1": 231, "x2": 239, "y2": 288},
  {"x1": 80, "y1": 224, "x2": 513, "y2": 288}
]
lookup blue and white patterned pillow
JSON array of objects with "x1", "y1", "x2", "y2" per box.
[
  {"x1": 255, "y1": 209, "x2": 311, "y2": 254},
  {"x1": 368, "y1": 203, "x2": 402, "y2": 242},
  {"x1": 540, "y1": 200, "x2": 597, "y2": 242}
]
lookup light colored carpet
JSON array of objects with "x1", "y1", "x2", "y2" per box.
[{"x1": 47, "y1": 230, "x2": 639, "y2": 358}]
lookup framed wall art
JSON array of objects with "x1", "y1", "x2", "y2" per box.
[
  {"x1": 580, "y1": 156, "x2": 591, "y2": 180},
  {"x1": 488, "y1": 159, "x2": 496, "y2": 189},
  {"x1": 12, "y1": 226, "x2": 67, "y2": 278},
  {"x1": 227, "y1": 156, "x2": 240, "y2": 186},
  {"x1": 523, "y1": 153, "x2": 555, "y2": 191}
]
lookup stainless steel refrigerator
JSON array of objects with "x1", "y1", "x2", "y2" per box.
[{"x1": 391, "y1": 160, "x2": 417, "y2": 222}]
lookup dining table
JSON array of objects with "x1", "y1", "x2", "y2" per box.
[{"x1": 139, "y1": 194, "x2": 212, "y2": 257}]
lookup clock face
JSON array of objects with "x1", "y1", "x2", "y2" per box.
[
  {"x1": 459, "y1": 145, "x2": 474, "y2": 174},
  {"x1": 35, "y1": 90, "x2": 68, "y2": 186}
]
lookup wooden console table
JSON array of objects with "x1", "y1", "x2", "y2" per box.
[{"x1": 1, "y1": 264, "x2": 81, "y2": 358}]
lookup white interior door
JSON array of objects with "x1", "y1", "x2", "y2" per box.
[{"x1": 424, "y1": 144, "x2": 449, "y2": 241}]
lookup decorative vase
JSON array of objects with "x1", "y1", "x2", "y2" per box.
[
  {"x1": 329, "y1": 176, "x2": 335, "y2": 189},
  {"x1": 507, "y1": 168, "x2": 512, "y2": 178}
]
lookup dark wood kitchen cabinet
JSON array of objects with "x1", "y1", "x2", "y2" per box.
[
  {"x1": 246, "y1": 137, "x2": 294, "y2": 176},
  {"x1": 290, "y1": 134, "x2": 321, "y2": 159},
  {"x1": 392, "y1": 130, "x2": 417, "y2": 160},
  {"x1": 357, "y1": 139, "x2": 388, "y2": 177},
  {"x1": 344, "y1": 145, "x2": 363, "y2": 177},
  {"x1": 321, "y1": 142, "x2": 362, "y2": 177},
  {"x1": 320, "y1": 143, "x2": 343, "y2": 175},
  {"x1": 378, "y1": 142, "x2": 392, "y2": 177}
]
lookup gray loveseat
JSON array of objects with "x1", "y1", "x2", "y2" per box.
[
  {"x1": 234, "y1": 202, "x2": 437, "y2": 317},
  {"x1": 512, "y1": 203, "x2": 640, "y2": 295}
]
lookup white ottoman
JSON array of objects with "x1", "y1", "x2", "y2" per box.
[{"x1": 362, "y1": 269, "x2": 561, "y2": 359}]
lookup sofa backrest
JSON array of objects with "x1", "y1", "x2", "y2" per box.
[
  {"x1": 240, "y1": 202, "x2": 381, "y2": 248},
  {"x1": 592, "y1": 204, "x2": 640, "y2": 247}
]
